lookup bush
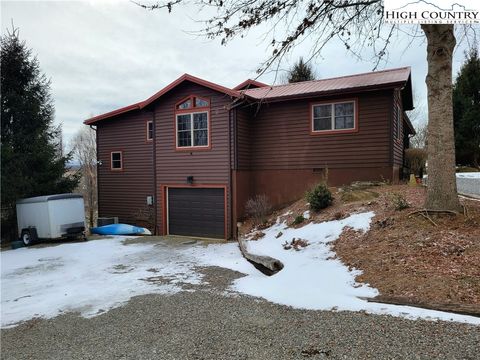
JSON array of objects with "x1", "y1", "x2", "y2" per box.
[
  {"x1": 405, "y1": 148, "x2": 427, "y2": 177},
  {"x1": 306, "y1": 183, "x2": 332, "y2": 212},
  {"x1": 390, "y1": 193, "x2": 409, "y2": 211},
  {"x1": 245, "y1": 194, "x2": 272, "y2": 225},
  {"x1": 291, "y1": 215, "x2": 305, "y2": 225}
]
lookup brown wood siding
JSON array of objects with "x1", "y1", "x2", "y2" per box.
[
  {"x1": 96, "y1": 110, "x2": 154, "y2": 225},
  {"x1": 153, "y1": 81, "x2": 234, "y2": 238},
  {"x1": 235, "y1": 107, "x2": 252, "y2": 170},
  {"x1": 393, "y1": 89, "x2": 404, "y2": 167},
  {"x1": 245, "y1": 91, "x2": 394, "y2": 170}
]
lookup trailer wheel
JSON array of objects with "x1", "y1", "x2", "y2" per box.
[{"x1": 21, "y1": 229, "x2": 32, "y2": 246}]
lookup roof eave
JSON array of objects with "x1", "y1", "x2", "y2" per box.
[
  {"x1": 140, "y1": 73, "x2": 241, "y2": 109},
  {"x1": 243, "y1": 82, "x2": 407, "y2": 103},
  {"x1": 83, "y1": 102, "x2": 143, "y2": 125}
]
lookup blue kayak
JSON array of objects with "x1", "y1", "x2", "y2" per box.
[{"x1": 90, "y1": 223, "x2": 151, "y2": 236}]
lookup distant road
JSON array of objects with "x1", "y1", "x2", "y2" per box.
[{"x1": 456, "y1": 173, "x2": 480, "y2": 197}]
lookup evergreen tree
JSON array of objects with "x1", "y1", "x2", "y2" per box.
[
  {"x1": 453, "y1": 48, "x2": 480, "y2": 168},
  {"x1": 1, "y1": 28, "x2": 79, "y2": 240},
  {"x1": 286, "y1": 57, "x2": 316, "y2": 83}
]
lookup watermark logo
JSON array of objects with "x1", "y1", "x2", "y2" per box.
[{"x1": 384, "y1": 0, "x2": 479, "y2": 24}]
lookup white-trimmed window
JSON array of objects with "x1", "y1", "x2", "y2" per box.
[
  {"x1": 176, "y1": 112, "x2": 209, "y2": 148},
  {"x1": 312, "y1": 101, "x2": 356, "y2": 133},
  {"x1": 175, "y1": 95, "x2": 210, "y2": 149},
  {"x1": 147, "y1": 121, "x2": 153, "y2": 141},
  {"x1": 111, "y1": 151, "x2": 123, "y2": 170}
]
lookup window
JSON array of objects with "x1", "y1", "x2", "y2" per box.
[
  {"x1": 147, "y1": 121, "x2": 153, "y2": 141},
  {"x1": 175, "y1": 95, "x2": 210, "y2": 149},
  {"x1": 312, "y1": 100, "x2": 356, "y2": 133},
  {"x1": 111, "y1": 151, "x2": 122, "y2": 170},
  {"x1": 176, "y1": 112, "x2": 209, "y2": 147}
]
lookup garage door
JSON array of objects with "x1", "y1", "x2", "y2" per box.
[{"x1": 167, "y1": 187, "x2": 225, "y2": 239}]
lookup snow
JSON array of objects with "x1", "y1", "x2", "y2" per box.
[
  {"x1": 1, "y1": 237, "x2": 201, "y2": 328},
  {"x1": 456, "y1": 172, "x2": 480, "y2": 179},
  {"x1": 184, "y1": 212, "x2": 480, "y2": 325},
  {"x1": 2, "y1": 214, "x2": 479, "y2": 328},
  {"x1": 302, "y1": 210, "x2": 311, "y2": 219}
]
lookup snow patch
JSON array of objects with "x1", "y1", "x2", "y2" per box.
[
  {"x1": 1, "y1": 238, "x2": 201, "y2": 328},
  {"x1": 2, "y1": 214, "x2": 479, "y2": 327},
  {"x1": 184, "y1": 212, "x2": 480, "y2": 325},
  {"x1": 456, "y1": 172, "x2": 480, "y2": 179}
]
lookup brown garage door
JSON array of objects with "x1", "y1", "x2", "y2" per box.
[{"x1": 168, "y1": 187, "x2": 225, "y2": 239}]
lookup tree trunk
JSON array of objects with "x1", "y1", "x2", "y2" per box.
[{"x1": 421, "y1": 24, "x2": 461, "y2": 212}]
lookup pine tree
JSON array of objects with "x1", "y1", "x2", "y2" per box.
[
  {"x1": 286, "y1": 57, "x2": 316, "y2": 83},
  {"x1": 1, "y1": 28, "x2": 79, "y2": 240},
  {"x1": 453, "y1": 48, "x2": 480, "y2": 168}
]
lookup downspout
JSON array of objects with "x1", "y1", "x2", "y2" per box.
[
  {"x1": 151, "y1": 110, "x2": 158, "y2": 235},
  {"x1": 89, "y1": 125, "x2": 98, "y2": 227},
  {"x1": 228, "y1": 105, "x2": 234, "y2": 240},
  {"x1": 389, "y1": 90, "x2": 395, "y2": 181}
]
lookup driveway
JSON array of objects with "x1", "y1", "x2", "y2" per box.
[
  {"x1": 1, "y1": 234, "x2": 479, "y2": 359},
  {"x1": 1, "y1": 266, "x2": 479, "y2": 359}
]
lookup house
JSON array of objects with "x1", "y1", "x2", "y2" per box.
[{"x1": 84, "y1": 67, "x2": 414, "y2": 239}]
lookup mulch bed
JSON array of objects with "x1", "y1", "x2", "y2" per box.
[{"x1": 333, "y1": 185, "x2": 480, "y2": 310}]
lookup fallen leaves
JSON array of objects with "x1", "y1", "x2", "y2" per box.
[{"x1": 283, "y1": 238, "x2": 309, "y2": 251}]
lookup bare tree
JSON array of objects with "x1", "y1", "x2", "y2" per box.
[
  {"x1": 72, "y1": 126, "x2": 97, "y2": 228},
  {"x1": 410, "y1": 121, "x2": 427, "y2": 149},
  {"x1": 138, "y1": 1, "x2": 475, "y2": 212}
]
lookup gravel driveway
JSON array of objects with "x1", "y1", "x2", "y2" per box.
[{"x1": 1, "y1": 266, "x2": 479, "y2": 360}]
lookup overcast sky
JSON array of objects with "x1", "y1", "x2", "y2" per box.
[{"x1": 1, "y1": 1, "x2": 474, "y2": 148}]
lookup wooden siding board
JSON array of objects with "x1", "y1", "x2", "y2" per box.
[
  {"x1": 393, "y1": 89, "x2": 404, "y2": 167},
  {"x1": 153, "y1": 81, "x2": 234, "y2": 238},
  {"x1": 96, "y1": 110, "x2": 154, "y2": 224},
  {"x1": 242, "y1": 91, "x2": 394, "y2": 171}
]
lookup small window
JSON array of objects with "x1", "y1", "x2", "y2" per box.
[
  {"x1": 177, "y1": 99, "x2": 192, "y2": 110},
  {"x1": 195, "y1": 97, "x2": 209, "y2": 107},
  {"x1": 147, "y1": 121, "x2": 153, "y2": 141},
  {"x1": 312, "y1": 101, "x2": 356, "y2": 133},
  {"x1": 111, "y1": 151, "x2": 122, "y2": 170}
]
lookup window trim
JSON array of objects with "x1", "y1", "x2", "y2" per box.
[
  {"x1": 146, "y1": 120, "x2": 154, "y2": 142},
  {"x1": 310, "y1": 98, "x2": 358, "y2": 135},
  {"x1": 174, "y1": 95, "x2": 211, "y2": 151},
  {"x1": 175, "y1": 111, "x2": 211, "y2": 150},
  {"x1": 110, "y1": 151, "x2": 123, "y2": 171},
  {"x1": 175, "y1": 95, "x2": 210, "y2": 113}
]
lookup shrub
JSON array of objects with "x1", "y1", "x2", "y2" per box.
[
  {"x1": 291, "y1": 215, "x2": 305, "y2": 225},
  {"x1": 245, "y1": 194, "x2": 272, "y2": 225},
  {"x1": 306, "y1": 183, "x2": 333, "y2": 212},
  {"x1": 390, "y1": 193, "x2": 409, "y2": 211},
  {"x1": 405, "y1": 148, "x2": 427, "y2": 177}
]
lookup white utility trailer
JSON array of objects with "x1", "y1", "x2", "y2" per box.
[{"x1": 16, "y1": 194, "x2": 86, "y2": 246}]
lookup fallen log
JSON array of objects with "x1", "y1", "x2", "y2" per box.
[
  {"x1": 238, "y1": 236, "x2": 284, "y2": 275},
  {"x1": 360, "y1": 295, "x2": 480, "y2": 318}
]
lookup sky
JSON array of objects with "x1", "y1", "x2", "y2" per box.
[{"x1": 1, "y1": 1, "x2": 475, "y2": 149}]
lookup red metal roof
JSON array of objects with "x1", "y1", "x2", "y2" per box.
[
  {"x1": 84, "y1": 68, "x2": 411, "y2": 125},
  {"x1": 243, "y1": 67, "x2": 411, "y2": 100},
  {"x1": 232, "y1": 79, "x2": 269, "y2": 90},
  {"x1": 84, "y1": 73, "x2": 240, "y2": 125}
]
